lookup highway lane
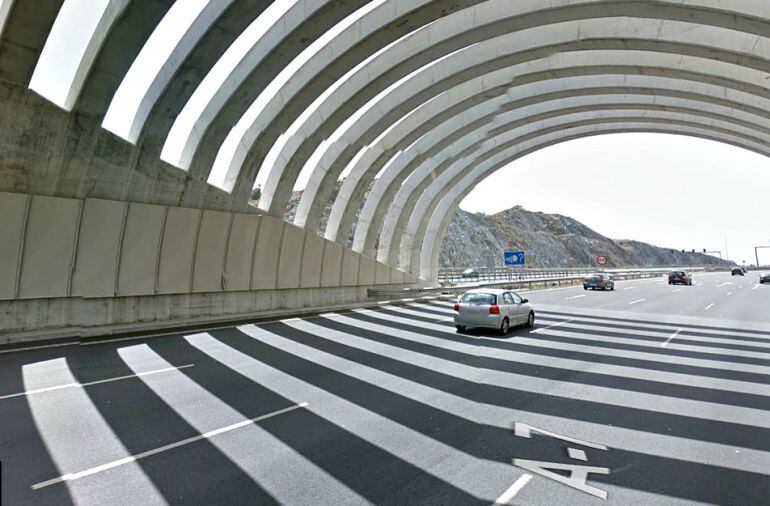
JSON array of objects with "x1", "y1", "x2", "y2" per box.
[{"x1": 1, "y1": 278, "x2": 769, "y2": 505}]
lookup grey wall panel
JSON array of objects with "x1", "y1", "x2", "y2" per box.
[
  {"x1": 321, "y1": 241, "x2": 343, "y2": 287},
  {"x1": 341, "y1": 248, "x2": 359, "y2": 287},
  {"x1": 117, "y1": 203, "x2": 166, "y2": 296},
  {"x1": 224, "y1": 213, "x2": 259, "y2": 291},
  {"x1": 18, "y1": 195, "x2": 80, "y2": 299},
  {"x1": 300, "y1": 232, "x2": 325, "y2": 288},
  {"x1": 375, "y1": 261, "x2": 390, "y2": 285},
  {"x1": 390, "y1": 268, "x2": 405, "y2": 285},
  {"x1": 72, "y1": 198, "x2": 126, "y2": 298},
  {"x1": 157, "y1": 207, "x2": 201, "y2": 294},
  {"x1": 252, "y1": 216, "x2": 283, "y2": 290},
  {"x1": 277, "y1": 223, "x2": 305, "y2": 289},
  {"x1": 192, "y1": 210, "x2": 231, "y2": 292},
  {"x1": 358, "y1": 255, "x2": 375, "y2": 286},
  {"x1": 0, "y1": 192, "x2": 28, "y2": 299}
]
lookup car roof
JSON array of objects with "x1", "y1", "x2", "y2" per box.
[{"x1": 462, "y1": 288, "x2": 508, "y2": 295}]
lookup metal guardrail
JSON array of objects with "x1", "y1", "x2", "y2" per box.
[
  {"x1": 369, "y1": 267, "x2": 708, "y2": 297},
  {"x1": 437, "y1": 266, "x2": 709, "y2": 284}
]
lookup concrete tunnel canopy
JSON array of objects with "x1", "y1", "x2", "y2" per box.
[{"x1": 2, "y1": 0, "x2": 770, "y2": 286}]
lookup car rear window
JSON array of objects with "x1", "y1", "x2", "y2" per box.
[
  {"x1": 588, "y1": 275, "x2": 602, "y2": 281},
  {"x1": 460, "y1": 293, "x2": 496, "y2": 305}
]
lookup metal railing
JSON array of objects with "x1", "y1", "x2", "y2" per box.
[
  {"x1": 437, "y1": 266, "x2": 701, "y2": 285},
  {"x1": 369, "y1": 266, "x2": 710, "y2": 297}
]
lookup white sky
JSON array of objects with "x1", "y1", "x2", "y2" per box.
[{"x1": 461, "y1": 133, "x2": 770, "y2": 266}]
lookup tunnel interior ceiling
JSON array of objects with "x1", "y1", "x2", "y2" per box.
[{"x1": 1, "y1": 0, "x2": 769, "y2": 282}]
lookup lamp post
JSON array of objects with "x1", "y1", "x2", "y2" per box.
[{"x1": 755, "y1": 246, "x2": 770, "y2": 267}]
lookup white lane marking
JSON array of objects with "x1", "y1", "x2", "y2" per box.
[
  {"x1": 753, "y1": 285, "x2": 761, "y2": 290},
  {"x1": 0, "y1": 365, "x2": 194, "y2": 401},
  {"x1": 705, "y1": 303, "x2": 715, "y2": 311},
  {"x1": 31, "y1": 402, "x2": 309, "y2": 490},
  {"x1": 493, "y1": 474, "x2": 533, "y2": 505},
  {"x1": 532, "y1": 319, "x2": 574, "y2": 334},
  {"x1": 565, "y1": 295, "x2": 586, "y2": 300},
  {"x1": 0, "y1": 341, "x2": 79, "y2": 354},
  {"x1": 660, "y1": 329, "x2": 682, "y2": 347},
  {"x1": 726, "y1": 292, "x2": 733, "y2": 296},
  {"x1": 739, "y1": 286, "x2": 744, "y2": 289},
  {"x1": 672, "y1": 288, "x2": 681, "y2": 293},
  {"x1": 568, "y1": 448, "x2": 588, "y2": 461},
  {"x1": 717, "y1": 282, "x2": 732, "y2": 288},
  {"x1": 623, "y1": 287, "x2": 635, "y2": 291},
  {"x1": 628, "y1": 299, "x2": 646, "y2": 305}
]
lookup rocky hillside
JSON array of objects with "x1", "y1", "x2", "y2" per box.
[
  {"x1": 441, "y1": 206, "x2": 732, "y2": 268},
  {"x1": 253, "y1": 183, "x2": 730, "y2": 269}
]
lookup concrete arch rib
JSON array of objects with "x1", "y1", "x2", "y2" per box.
[
  {"x1": 160, "y1": 0, "x2": 332, "y2": 171},
  {"x1": 256, "y1": 0, "x2": 770, "y2": 227},
  {"x1": 336, "y1": 50, "x2": 770, "y2": 252},
  {"x1": 418, "y1": 126, "x2": 769, "y2": 281},
  {"x1": 288, "y1": 16, "x2": 770, "y2": 238},
  {"x1": 208, "y1": 0, "x2": 440, "y2": 193},
  {"x1": 392, "y1": 112, "x2": 770, "y2": 274},
  {"x1": 368, "y1": 72, "x2": 770, "y2": 267}
]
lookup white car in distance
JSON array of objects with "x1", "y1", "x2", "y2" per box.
[{"x1": 453, "y1": 288, "x2": 535, "y2": 334}]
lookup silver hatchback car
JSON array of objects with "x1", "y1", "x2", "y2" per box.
[{"x1": 453, "y1": 288, "x2": 535, "y2": 334}]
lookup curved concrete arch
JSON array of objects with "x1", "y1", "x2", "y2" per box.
[
  {"x1": 369, "y1": 72, "x2": 770, "y2": 266},
  {"x1": 419, "y1": 126, "x2": 769, "y2": 280},
  {"x1": 182, "y1": 0, "x2": 482, "y2": 208},
  {"x1": 288, "y1": 17, "x2": 770, "y2": 236},
  {"x1": 257, "y1": 0, "x2": 770, "y2": 225},
  {"x1": 393, "y1": 111, "x2": 770, "y2": 273},
  {"x1": 332, "y1": 51, "x2": 770, "y2": 251}
]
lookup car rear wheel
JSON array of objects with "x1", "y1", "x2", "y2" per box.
[
  {"x1": 500, "y1": 318, "x2": 509, "y2": 335},
  {"x1": 455, "y1": 325, "x2": 466, "y2": 333},
  {"x1": 525, "y1": 312, "x2": 535, "y2": 328}
]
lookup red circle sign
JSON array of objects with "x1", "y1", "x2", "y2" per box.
[{"x1": 596, "y1": 255, "x2": 609, "y2": 265}]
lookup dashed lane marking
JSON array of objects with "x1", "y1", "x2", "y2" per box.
[
  {"x1": 493, "y1": 474, "x2": 533, "y2": 505},
  {"x1": 628, "y1": 299, "x2": 646, "y2": 305}
]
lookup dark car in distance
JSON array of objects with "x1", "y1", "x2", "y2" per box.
[
  {"x1": 668, "y1": 271, "x2": 692, "y2": 285},
  {"x1": 583, "y1": 273, "x2": 615, "y2": 291},
  {"x1": 732, "y1": 267, "x2": 745, "y2": 276},
  {"x1": 760, "y1": 273, "x2": 770, "y2": 284}
]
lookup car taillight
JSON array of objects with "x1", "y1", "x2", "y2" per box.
[
  {"x1": 489, "y1": 305, "x2": 500, "y2": 314},
  {"x1": 453, "y1": 303, "x2": 459, "y2": 312}
]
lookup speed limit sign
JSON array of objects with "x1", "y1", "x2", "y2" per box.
[{"x1": 596, "y1": 255, "x2": 609, "y2": 266}]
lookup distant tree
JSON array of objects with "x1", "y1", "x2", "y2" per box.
[{"x1": 250, "y1": 185, "x2": 261, "y2": 201}]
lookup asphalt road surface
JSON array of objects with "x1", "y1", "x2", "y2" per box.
[{"x1": 1, "y1": 271, "x2": 769, "y2": 505}]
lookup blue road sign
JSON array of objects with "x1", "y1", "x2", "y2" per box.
[{"x1": 504, "y1": 251, "x2": 525, "y2": 266}]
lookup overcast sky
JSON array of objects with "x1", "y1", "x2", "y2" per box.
[{"x1": 460, "y1": 133, "x2": 770, "y2": 266}]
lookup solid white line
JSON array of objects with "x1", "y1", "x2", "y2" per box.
[
  {"x1": 0, "y1": 341, "x2": 79, "y2": 355},
  {"x1": 623, "y1": 287, "x2": 635, "y2": 290},
  {"x1": 493, "y1": 474, "x2": 533, "y2": 505},
  {"x1": 661, "y1": 329, "x2": 682, "y2": 347},
  {"x1": 31, "y1": 402, "x2": 309, "y2": 490},
  {"x1": 705, "y1": 303, "x2": 715, "y2": 311},
  {"x1": 565, "y1": 295, "x2": 586, "y2": 300},
  {"x1": 532, "y1": 319, "x2": 574, "y2": 334},
  {"x1": 717, "y1": 282, "x2": 732, "y2": 288},
  {"x1": 672, "y1": 289, "x2": 681, "y2": 293},
  {"x1": 628, "y1": 299, "x2": 646, "y2": 305},
  {"x1": 0, "y1": 365, "x2": 194, "y2": 401}
]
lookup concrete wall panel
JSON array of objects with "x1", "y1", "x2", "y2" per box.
[
  {"x1": 321, "y1": 241, "x2": 343, "y2": 287},
  {"x1": 157, "y1": 207, "x2": 201, "y2": 294},
  {"x1": 118, "y1": 203, "x2": 166, "y2": 296},
  {"x1": 358, "y1": 255, "x2": 375, "y2": 286},
  {"x1": 277, "y1": 223, "x2": 305, "y2": 289},
  {"x1": 300, "y1": 232, "x2": 325, "y2": 288},
  {"x1": 72, "y1": 198, "x2": 126, "y2": 298},
  {"x1": 390, "y1": 268, "x2": 405, "y2": 284},
  {"x1": 341, "y1": 248, "x2": 360, "y2": 287},
  {"x1": 18, "y1": 195, "x2": 81, "y2": 299},
  {"x1": 0, "y1": 192, "x2": 28, "y2": 300},
  {"x1": 252, "y1": 216, "x2": 283, "y2": 290},
  {"x1": 375, "y1": 261, "x2": 390, "y2": 285},
  {"x1": 224, "y1": 214, "x2": 259, "y2": 291},
  {"x1": 192, "y1": 210, "x2": 231, "y2": 292}
]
